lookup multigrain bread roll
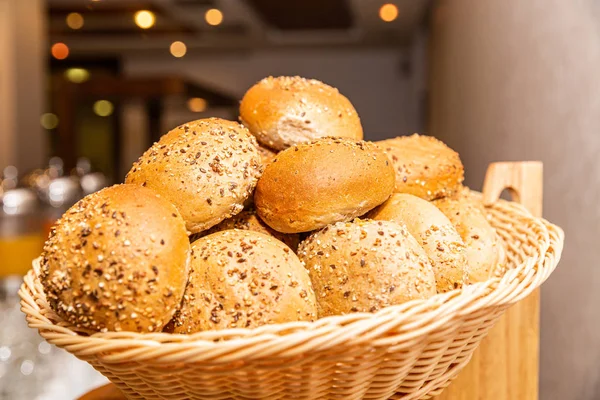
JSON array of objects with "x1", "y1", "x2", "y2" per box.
[
  {"x1": 434, "y1": 194, "x2": 502, "y2": 283},
  {"x1": 166, "y1": 230, "x2": 317, "y2": 333},
  {"x1": 376, "y1": 134, "x2": 464, "y2": 201},
  {"x1": 255, "y1": 137, "x2": 395, "y2": 233},
  {"x1": 125, "y1": 118, "x2": 263, "y2": 234},
  {"x1": 240, "y1": 76, "x2": 363, "y2": 150},
  {"x1": 368, "y1": 193, "x2": 467, "y2": 292},
  {"x1": 201, "y1": 208, "x2": 300, "y2": 251},
  {"x1": 41, "y1": 184, "x2": 190, "y2": 333},
  {"x1": 297, "y1": 220, "x2": 436, "y2": 316}
]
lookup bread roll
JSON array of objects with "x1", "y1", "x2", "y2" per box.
[
  {"x1": 376, "y1": 134, "x2": 464, "y2": 200},
  {"x1": 201, "y1": 208, "x2": 300, "y2": 251},
  {"x1": 433, "y1": 194, "x2": 502, "y2": 283},
  {"x1": 166, "y1": 230, "x2": 317, "y2": 333},
  {"x1": 368, "y1": 193, "x2": 467, "y2": 292},
  {"x1": 297, "y1": 220, "x2": 436, "y2": 316},
  {"x1": 255, "y1": 137, "x2": 395, "y2": 233},
  {"x1": 41, "y1": 184, "x2": 190, "y2": 333},
  {"x1": 125, "y1": 118, "x2": 263, "y2": 234},
  {"x1": 240, "y1": 76, "x2": 363, "y2": 150},
  {"x1": 256, "y1": 143, "x2": 277, "y2": 165}
]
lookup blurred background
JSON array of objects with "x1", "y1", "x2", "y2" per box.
[{"x1": 1, "y1": 0, "x2": 599, "y2": 399}]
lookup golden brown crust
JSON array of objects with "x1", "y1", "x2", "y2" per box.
[
  {"x1": 256, "y1": 143, "x2": 278, "y2": 165},
  {"x1": 376, "y1": 134, "x2": 464, "y2": 200},
  {"x1": 297, "y1": 219, "x2": 436, "y2": 316},
  {"x1": 41, "y1": 184, "x2": 190, "y2": 333},
  {"x1": 433, "y1": 194, "x2": 502, "y2": 284},
  {"x1": 254, "y1": 137, "x2": 396, "y2": 233},
  {"x1": 201, "y1": 208, "x2": 300, "y2": 251},
  {"x1": 125, "y1": 118, "x2": 263, "y2": 234},
  {"x1": 240, "y1": 76, "x2": 363, "y2": 150},
  {"x1": 368, "y1": 193, "x2": 467, "y2": 292},
  {"x1": 166, "y1": 230, "x2": 317, "y2": 333}
]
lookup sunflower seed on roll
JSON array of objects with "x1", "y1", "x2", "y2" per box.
[
  {"x1": 165, "y1": 230, "x2": 317, "y2": 333},
  {"x1": 254, "y1": 137, "x2": 395, "y2": 233},
  {"x1": 368, "y1": 193, "x2": 467, "y2": 292},
  {"x1": 41, "y1": 184, "x2": 190, "y2": 333},
  {"x1": 125, "y1": 118, "x2": 263, "y2": 234},
  {"x1": 240, "y1": 76, "x2": 363, "y2": 150},
  {"x1": 297, "y1": 219, "x2": 436, "y2": 317},
  {"x1": 376, "y1": 134, "x2": 464, "y2": 201}
]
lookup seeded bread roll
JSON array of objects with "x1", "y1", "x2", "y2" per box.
[
  {"x1": 126, "y1": 118, "x2": 263, "y2": 234},
  {"x1": 255, "y1": 137, "x2": 395, "y2": 233},
  {"x1": 201, "y1": 208, "x2": 300, "y2": 251},
  {"x1": 376, "y1": 134, "x2": 464, "y2": 200},
  {"x1": 433, "y1": 194, "x2": 502, "y2": 283},
  {"x1": 166, "y1": 230, "x2": 317, "y2": 333},
  {"x1": 240, "y1": 76, "x2": 363, "y2": 150},
  {"x1": 368, "y1": 193, "x2": 467, "y2": 292},
  {"x1": 41, "y1": 184, "x2": 190, "y2": 333},
  {"x1": 297, "y1": 220, "x2": 436, "y2": 316}
]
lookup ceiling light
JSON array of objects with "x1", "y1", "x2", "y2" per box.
[
  {"x1": 170, "y1": 41, "x2": 187, "y2": 58},
  {"x1": 134, "y1": 10, "x2": 155, "y2": 29},
  {"x1": 379, "y1": 3, "x2": 399, "y2": 22},
  {"x1": 205, "y1": 9, "x2": 223, "y2": 26},
  {"x1": 66, "y1": 12, "x2": 84, "y2": 29},
  {"x1": 187, "y1": 98, "x2": 207, "y2": 113},
  {"x1": 65, "y1": 68, "x2": 90, "y2": 83},
  {"x1": 51, "y1": 43, "x2": 69, "y2": 60},
  {"x1": 93, "y1": 100, "x2": 114, "y2": 117},
  {"x1": 40, "y1": 113, "x2": 59, "y2": 130}
]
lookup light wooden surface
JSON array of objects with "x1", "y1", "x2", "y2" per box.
[{"x1": 435, "y1": 161, "x2": 543, "y2": 400}]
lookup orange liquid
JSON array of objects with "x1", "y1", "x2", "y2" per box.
[{"x1": 0, "y1": 234, "x2": 45, "y2": 277}]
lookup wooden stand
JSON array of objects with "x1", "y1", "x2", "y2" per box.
[
  {"x1": 435, "y1": 161, "x2": 543, "y2": 400},
  {"x1": 79, "y1": 162, "x2": 544, "y2": 400}
]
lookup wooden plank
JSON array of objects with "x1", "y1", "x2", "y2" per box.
[{"x1": 435, "y1": 161, "x2": 543, "y2": 400}]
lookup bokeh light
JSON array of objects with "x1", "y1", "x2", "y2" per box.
[
  {"x1": 379, "y1": 4, "x2": 399, "y2": 22},
  {"x1": 93, "y1": 100, "x2": 114, "y2": 117},
  {"x1": 134, "y1": 10, "x2": 155, "y2": 29},
  {"x1": 40, "y1": 113, "x2": 59, "y2": 130},
  {"x1": 66, "y1": 12, "x2": 84, "y2": 29},
  {"x1": 64, "y1": 68, "x2": 90, "y2": 83},
  {"x1": 205, "y1": 9, "x2": 223, "y2": 26},
  {"x1": 170, "y1": 41, "x2": 187, "y2": 58},
  {"x1": 51, "y1": 43, "x2": 69, "y2": 60},
  {"x1": 187, "y1": 98, "x2": 207, "y2": 113}
]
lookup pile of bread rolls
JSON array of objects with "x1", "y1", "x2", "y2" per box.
[{"x1": 40, "y1": 76, "x2": 502, "y2": 334}]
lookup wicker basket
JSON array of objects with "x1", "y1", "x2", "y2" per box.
[{"x1": 19, "y1": 191, "x2": 563, "y2": 400}]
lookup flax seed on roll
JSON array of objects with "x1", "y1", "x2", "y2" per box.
[
  {"x1": 201, "y1": 208, "x2": 300, "y2": 251},
  {"x1": 368, "y1": 193, "x2": 467, "y2": 292},
  {"x1": 376, "y1": 134, "x2": 464, "y2": 201},
  {"x1": 240, "y1": 76, "x2": 363, "y2": 150},
  {"x1": 433, "y1": 194, "x2": 502, "y2": 284},
  {"x1": 297, "y1": 220, "x2": 436, "y2": 316},
  {"x1": 125, "y1": 118, "x2": 263, "y2": 234},
  {"x1": 40, "y1": 184, "x2": 190, "y2": 333},
  {"x1": 254, "y1": 137, "x2": 395, "y2": 233},
  {"x1": 166, "y1": 230, "x2": 317, "y2": 333}
]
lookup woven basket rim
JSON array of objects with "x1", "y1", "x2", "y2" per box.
[{"x1": 19, "y1": 197, "x2": 564, "y2": 364}]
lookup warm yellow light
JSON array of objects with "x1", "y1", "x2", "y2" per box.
[
  {"x1": 65, "y1": 68, "x2": 90, "y2": 83},
  {"x1": 66, "y1": 12, "x2": 84, "y2": 29},
  {"x1": 134, "y1": 10, "x2": 155, "y2": 29},
  {"x1": 205, "y1": 9, "x2": 223, "y2": 26},
  {"x1": 379, "y1": 3, "x2": 399, "y2": 22},
  {"x1": 40, "y1": 113, "x2": 59, "y2": 130},
  {"x1": 93, "y1": 100, "x2": 114, "y2": 117},
  {"x1": 51, "y1": 43, "x2": 69, "y2": 60},
  {"x1": 170, "y1": 41, "x2": 187, "y2": 58},
  {"x1": 187, "y1": 98, "x2": 207, "y2": 113}
]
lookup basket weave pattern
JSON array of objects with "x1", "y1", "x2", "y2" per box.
[{"x1": 19, "y1": 197, "x2": 563, "y2": 400}]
